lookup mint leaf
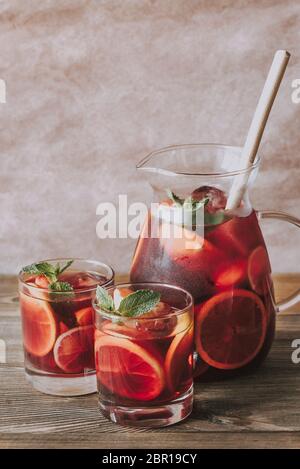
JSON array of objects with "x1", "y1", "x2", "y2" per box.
[
  {"x1": 118, "y1": 290, "x2": 161, "y2": 317},
  {"x1": 183, "y1": 196, "x2": 210, "y2": 211},
  {"x1": 22, "y1": 262, "x2": 57, "y2": 283},
  {"x1": 166, "y1": 191, "x2": 210, "y2": 229},
  {"x1": 49, "y1": 281, "x2": 74, "y2": 292},
  {"x1": 195, "y1": 197, "x2": 210, "y2": 209},
  {"x1": 204, "y1": 211, "x2": 226, "y2": 226},
  {"x1": 22, "y1": 264, "x2": 42, "y2": 275},
  {"x1": 56, "y1": 260, "x2": 73, "y2": 276},
  {"x1": 22, "y1": 262, "x2": 53, "y2": 275},
  {"x1": 95, "y1": 287, "x2": 161, "y2": 318},
  {"x1": 22, "y1": 260, "x2": 74, "y2": 286},
  {"x1": 166, "y1": 190, "x2": 209, "y2": 211},
  {"x1": 96, "y1": 286, "x2": 115, "y2": 312},
  {"x1": 166, "y1": 189, "x2": 184, "y2": 207}
]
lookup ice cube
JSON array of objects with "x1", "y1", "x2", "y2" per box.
[{"x1": 136, "y1": 302, "x2": 177, "y2": 335}]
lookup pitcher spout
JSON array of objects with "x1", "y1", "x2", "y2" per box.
[{"x1": 136, "y1": 143, "x2": 260, "y2": 208}]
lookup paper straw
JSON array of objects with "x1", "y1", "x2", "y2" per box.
[{"x1": 226, "y1": 50, "x2": 290, "y2": 210}]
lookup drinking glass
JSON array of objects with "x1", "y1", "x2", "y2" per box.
[
  {"x1": 19, "y1": 258, "x2": 114, "y2": 396},
  {"x1": 94, "y1": 282, "x2": 194, "y2": 427}
]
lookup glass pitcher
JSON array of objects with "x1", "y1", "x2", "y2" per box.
[{"x1": 130, "y1": 144, "x2": 300, "y2": 380}]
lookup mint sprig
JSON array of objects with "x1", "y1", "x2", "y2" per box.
[
  {"x1": 118, "y1": 290, "x2": 161, "y2": 317},
  {"x1": 166, "y1": 189, "x2": 210, "y2": 228},
  {"x1": 166, "y1": 189, "x2": 225, "y2": 227},
  {"x1": 166, "y1": 189, "x2": 209, "y2": 211},
  {"x1": 55, "y1": 260, "x2": 73, "y2": 276},
  {"x1": 23, "y1": 262, "x2": 57, "y2": 283},
  {"x1": 49, "y1": 281, "x2": 74, "y2": 292},
  {"x1": 166, "y1": 189, "x2": 185, "y2": 207},
  {"x1": 96, "y1": 285, "x2": 115, "y2": 312},
  {"x1": 96, "y1": 286, "x2": 161, "y2": 318},
  {"x1": 22, "y1": 260, "x2": 74, "y2": 292},
  {"x1": 183, "y1": 195, "x2": 210, "y2": 211}
]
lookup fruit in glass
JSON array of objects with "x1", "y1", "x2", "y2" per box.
[
  {"x1": 94, "y1": 283, "x2": 193, "y2": 427},
  {"x1": 19, "y1": 258, "x2": 114, "y2": 395}
]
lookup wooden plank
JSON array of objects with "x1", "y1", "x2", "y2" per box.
[
  {"x1": 0, "y1": 333, "x2": 299, "y2": 435},
  {"x1": 1, "y1": 273, "x2": 299, "y2": 313},
  {"x1": 1, "y1": 431, "x2": 300, "y2": 449},
  {"x1": 1, "y1": 274, "x2": 300, "y2": 448}
]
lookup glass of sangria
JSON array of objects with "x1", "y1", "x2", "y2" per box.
[
  {"x1": 130, "y1": 144, "x2": 300, "y2": 380},
  {"x1": 19, "y1": 258, "x2": 114, "y2": 395},
  {"x1": 93, "y1": 282, "x2": 194, "y2": 427}
]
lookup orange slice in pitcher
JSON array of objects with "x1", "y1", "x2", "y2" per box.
[
  {"x1": 20, "y1": 294, "x2": 57, "y2": 357},
  {"x1": 95, "y1": 336, "x2": 165, "y2": 401},
  {"x1": 160, "y1": 222, "x2": 225, "y2": 276},
  {"x1": 214, "y1": 259, "x2": 247, "y2": 288},
  {"x1": 160, "y1": 223, "x2": 205, "y2": 257},
  {"x1": 195, "y1": 289, "x2": 267, "y2": 370},
  {"x1": 206, "y1": 211, "x2": 265, "y2": 257},
  {"x1": 248, "y1": 245, "x2": 271, "y2": 295}
]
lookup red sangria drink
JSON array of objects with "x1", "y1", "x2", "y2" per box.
[
  {"x1": 93, "y1": 283, "x2": 193, "y2": 427},
  {"x1": 19, "y1": 259, "x2": 114, "y2": 395},
  {"x1": 129, "y1": 144, "x2": 288, "y2": 380},
  {"x1": 131, "y1": 194, "x2": 276, "y2": 380}
]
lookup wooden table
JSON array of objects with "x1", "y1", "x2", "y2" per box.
[{"x1": 1, "y1": 274, "x2": 300, "y2": 449}]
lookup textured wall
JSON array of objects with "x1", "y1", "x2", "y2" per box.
[{"x1": 0, "y1": 0, "x2": 300, "y2": 275}]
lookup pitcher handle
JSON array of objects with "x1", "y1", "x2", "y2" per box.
[{"x1": 257, "y1": 210, "x2": 300, "y2": 313}]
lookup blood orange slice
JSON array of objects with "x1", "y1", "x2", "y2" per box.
[
  {"x1": 248, "y1": 246, "x2": 271, "y2": 295},
  {"x1": 206, "y1": 211, "x2": 265, "y2": 257},
  {"x1": 165, "y1": 325, "x2": 193, "y2": 392},
  {"x1": 95, "y1": 336, "x2": 165, "y2": 401},
  {"x1": 160, "y1": 222, "x2": 226, "y2": 276},
  {"x1": 214, "y1": 259, "x2": 247, "y2": 288},
  {"x1": 160, "y1": 223, "x2": 205, "y2": 254},
  {"x1": 75, "y1": 307, "x2": 94, "y2": 326},
  {"x1": 195, "y1": 289, "x2": 267, "y2": 370},
  {"x1": 20, "y1": 293, "x2": 57, "y2": 357},
  {"x1": 53, "y1": 325, "x2": 95, "y2": 373}
]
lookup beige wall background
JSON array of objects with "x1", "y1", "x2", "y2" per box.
[{"x1": 0, "y1": 0, "x2": 300, "y2": 275}]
